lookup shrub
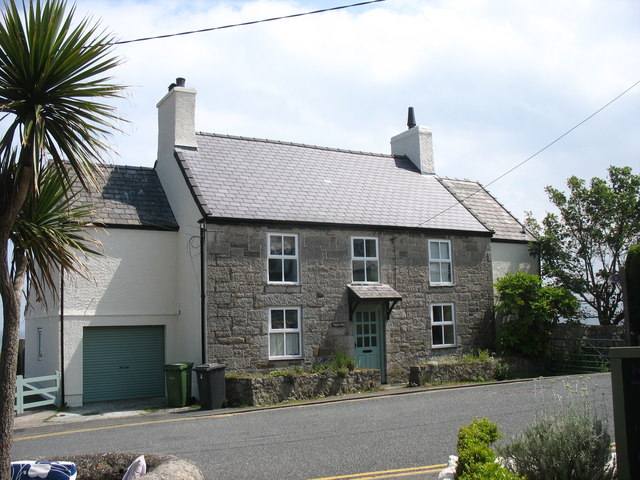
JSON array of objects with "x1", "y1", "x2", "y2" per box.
[
  {"x1": 495, "y1": 272, "x2": 578, "y2": 359},
  {"x1": 461, "y1": 349, "x2": 491, "y2": 363},
  {"x1": 457, "y1": 418, "x2": 524, "y2": 480},
  {"x1": 329, "y1": 351, "x2": 357, "y2": 377},
  {"x1": 498, "y1": 391, "x2": 614, "y2": 479},
  {"x1": 456, "y1": 418, "x2": 500, "y2": 477},
  {"x1": 494, "y1": 362, "x2": 510, "y2": 381},
  {"x1": 461, "y1": 461, "x2": 525, "y2": 480}
]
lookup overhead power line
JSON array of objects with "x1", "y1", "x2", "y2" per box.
[
  {"x1": 111, "y1": 0, "x2": 387, "y2": 46},
  {"x1": 415, "y1": 78, "x2": 640, "y2": 228}
]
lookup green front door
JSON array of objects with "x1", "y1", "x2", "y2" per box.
[{"x1": 354, "y1": 305, "x2": 385, "y2": 382}]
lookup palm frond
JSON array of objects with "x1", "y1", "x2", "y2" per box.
[
  {"x1": 10, "y1": 162, "x2": 102, "y2": 305},
  {"x1": 0, "y1": 0, "x2": 126, "y2": 192}
]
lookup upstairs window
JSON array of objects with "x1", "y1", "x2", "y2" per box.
[
  {"x1": 268, "y1": 233, "x2": 299, "y2": 283},
  {"x1": 352, "y1": 237, "x2": 379, "y2": 283},
  {"x1": 429, "y1": 240, "x2": 453, "y2": 285},
  {"x1": 431, "y1": 303, "x2": 456, "y2": 347},
  {"x1": 269, "y1": 307, "x2": 302, "y2": 359}
]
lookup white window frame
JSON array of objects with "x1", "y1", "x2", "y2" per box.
[
  {"x1": 351, "y1": 236, "x2": 380, "y2": 284},
  {"x1": 37, "y1": 327, "x2": 44, "y2": 360},
  {"x1": 428, "y1": 239, "x2": 453, "y2": 285},
  {"x1": 267, "y1": 233, "x2": 299, "y2": 284},
  {"x1": 268, "y1": 307, "x2": 303, "y2": 359},
  {"x1": 431, "y1": 303, "x2": 456, "y2": 348}
]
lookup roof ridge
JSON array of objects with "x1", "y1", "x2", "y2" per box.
[
  {"x1": 96, "y1": 163, "x2": 155, "y2": 172},
  {"x1": 195, "y1": 131, "x2": 393, "y2": 159}
]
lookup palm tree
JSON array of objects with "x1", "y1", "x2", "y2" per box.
[{"x1": 0, "y1": 1, "x2": 124, "y2": 476}]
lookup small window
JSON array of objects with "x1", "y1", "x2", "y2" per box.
[
  {"x1": 269, "y1": 307, "x2": 302, "y2": 359},
  {"x1": 37, "y1": 327, "x2": 44, "y2": 360},
  {"x1": 431, "y1": 303, "x2": 456, "y2": 347},
  {"x1": 352, "y1": 237, "x2": 379, "y2": 283},
  {"x1": 429, "y1": 240, "x2": 453, "y2": 285},
  {"x1": 268, "y1": 233, "x2": 299, "y2": 284}
]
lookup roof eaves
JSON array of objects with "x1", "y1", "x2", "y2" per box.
[{"x1": 202, "y1": 215, "x2": 494, "y2": 237}]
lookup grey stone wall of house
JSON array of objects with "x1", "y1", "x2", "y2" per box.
[{"x1": 204, "y1": 222, "x2": 495, "y2": 383}]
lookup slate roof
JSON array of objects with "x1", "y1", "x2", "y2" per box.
[
  {"x1": 176, "y1": 133, "x2": 492, "y2": 233},
  {"x1": 438, "y1": 177, "x2": 535, "y2": 242},
  {"x1": 75, "y1": 165, "x2": 178, "y2": 230}
]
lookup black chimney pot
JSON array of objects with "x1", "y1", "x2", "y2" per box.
[{"x1": 407, "y1": 107, "x2": 416, "y2": 129}]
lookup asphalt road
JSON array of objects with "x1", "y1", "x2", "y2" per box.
[{"x1": 12, "y1": 373, "x2": 613, "y2": 480}]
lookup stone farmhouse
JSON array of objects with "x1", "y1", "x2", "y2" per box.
[{"x1": 24, "y1": 79, "x2": 537, "y2": 406}]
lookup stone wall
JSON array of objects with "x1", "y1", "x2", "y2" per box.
[
  {"x1": 550, "y1": 323, "x2": 626, "y2": 345},
  {"x1": 205, "y1": 222, "x2": 495, "y2": 383},
  {"x1": 409, "y1": 356, "x2": 542, "y2": 386},
  {"x1": 409, "y1": 358, "x2": 502, "y2": 386},
  {"x1": 225, "y1": 369, "x2": 381, "y2": 406}
]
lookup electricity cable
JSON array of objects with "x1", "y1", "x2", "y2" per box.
[
  {"x1": 110, "y1": 0, "x2": 386, "y2": 46},
  {"x1": 415, "y1": 78, "x2": 640, "y2": 228}
]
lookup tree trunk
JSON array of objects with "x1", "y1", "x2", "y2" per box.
[{"x1": 0, "y1": 240, "x2": 27, "y2": 480}]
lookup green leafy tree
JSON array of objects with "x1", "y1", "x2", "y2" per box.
[
  {"x1": 495, "y1": 272, "x2": 579, "y2": 359},
  {"x1": 526, "y1": 166, "x2": 640, "y2": 325},
  {"x1": 0, "y1": 1, "x2": 123, "y2": 476}
]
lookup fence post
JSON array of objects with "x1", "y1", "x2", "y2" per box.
[
  {"x1": 55, "y1": 370, "x2": 62, "y2": 408},
  {"x1": 15, "y1": 374, "x2": 24, "y2": 415}
]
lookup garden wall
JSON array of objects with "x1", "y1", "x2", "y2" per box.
[
  {"x1": 225, "y1": 369, "x2": 380, "y2": 406},
  {"x1": 550, "y1": 323, "x2": 625, "y2": 345},
  {"x1": 409, "y1": 357, "x2": 541, "y2": 386}
]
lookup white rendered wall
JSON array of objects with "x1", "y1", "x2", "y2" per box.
[
  {"x1": 25, "y1": 228, "x2": 187, "y2": 406},
  {"x1": 155, "y1": 152, "x2": 204, "y2": 369},
  {"x1": 491, "y1": 242, "x2": 539, "y2": 283}
]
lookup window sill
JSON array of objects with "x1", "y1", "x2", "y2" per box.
[{"x1": 432, "y1": 344, "x2": 457, "y2": 349}]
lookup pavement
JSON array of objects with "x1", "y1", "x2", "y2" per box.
[{"x1": 14, "y1": 383, "x2": 436, "y2": 430}]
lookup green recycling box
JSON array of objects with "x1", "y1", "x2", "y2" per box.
[{"x1": 164, "y1": 362, "x2": 193, "y2": 407}]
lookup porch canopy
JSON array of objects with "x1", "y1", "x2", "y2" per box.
[{"x1": 347, "y1": 284, "x2": 402, "y2": 318}]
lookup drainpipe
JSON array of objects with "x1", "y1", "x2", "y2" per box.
[
  {"x1": 200, "y1": 221, "x2": 207, "y2": 364},
  {"x1": 59, "y1": 268, "x2": 65, "y2": 405}
]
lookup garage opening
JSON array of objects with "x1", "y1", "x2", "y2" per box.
[{"x1": 83, "y1": 325, "x2": 165, "y2": 403}]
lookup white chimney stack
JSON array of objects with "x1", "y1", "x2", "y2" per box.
[
  {"x1": 390, "y1": 108, "x2": 434, "y2": 175},
  {"x1": 156, "y1": 77, "x2": 197, "y2": 161}
]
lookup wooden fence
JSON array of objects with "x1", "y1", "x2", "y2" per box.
[{"x1": 14, "y1": 371, "x2": 61, "y2": 414}]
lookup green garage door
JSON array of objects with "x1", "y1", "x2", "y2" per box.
[{"x1": 83, "y1": 326, "x2": 165, "y2": 403}]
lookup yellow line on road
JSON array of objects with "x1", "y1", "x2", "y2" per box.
[
  {"x1": 307, "y1": 464, "x2": 447, "y2": 480},
  {"x1": 13, "y1": 410, "x2": 258, "y2": 442},
  {"x1": 14, "y1": 398, "x2": 389, "y2": 442}
]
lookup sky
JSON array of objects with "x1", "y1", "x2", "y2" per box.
[
  {"x1": 72, "y1": 0, "x2": 640, "y2": 223},
  {"x1": 2, "y1": 0, "x2": 640, "y2": 337}
]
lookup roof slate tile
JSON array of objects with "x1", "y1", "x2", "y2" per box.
[{"x1": 75, "y1": 165, "x2": 178, "y2": 230}]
